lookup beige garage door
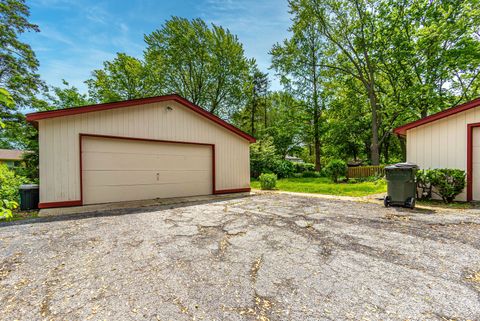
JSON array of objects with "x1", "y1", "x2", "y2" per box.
[{"x1": 81, "y1": 136, "x2": 212, "y2": 205}]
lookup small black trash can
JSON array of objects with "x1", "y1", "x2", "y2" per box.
[
  {"x1": 19, "y1": 184, "x2": 39, "y2": 211},
  {"x1": 384, "y1": 163, "x2": 418, "y2": 209}
]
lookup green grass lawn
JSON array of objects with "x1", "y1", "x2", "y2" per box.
[{"x1": 251, "y1": 177, "x2": 387, "y2": 197}]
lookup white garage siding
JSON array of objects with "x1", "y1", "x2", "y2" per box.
[
  {"x1": 37, "y1": 99, "x2": 251, "y2": 205},
  {"x1": 405, "y1": 105, "x2": 480, "y2": 201}
]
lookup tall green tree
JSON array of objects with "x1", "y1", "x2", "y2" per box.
[
  {"x1": 270, "y1": 12, "x2": 325, "y2": 170},
  {"x1": 0, "y1": 0, "x2": 44, "y2": 149},
  {"x1": 86, "y1": 53, "x2": 163, "y2": 103},
  {"x1": 144, "y1": 17, "x2": 251, "y2": 118},
  {"x1": 292, "y1": 0, "x2": 385, "y2": 164},
  {"x1": 48, "y1": 80, "x2": 92, "y2": 109}
]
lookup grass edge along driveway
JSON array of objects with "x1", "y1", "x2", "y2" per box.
[{"x1": 251, "y1": 177, "x2": 386, "y2": 197}]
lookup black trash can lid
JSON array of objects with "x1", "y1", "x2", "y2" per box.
[
  {"x1": 19, "y1": 184, "x2": 39, "y2": 189},
  {"x1": 385, "y1": 162, "x2": 419, "y2": 170}
]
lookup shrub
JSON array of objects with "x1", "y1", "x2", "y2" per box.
[
  {"x1": 324, "y1": 159, "x2": 347, "y2": 183},
  {"x1": 429, "y1": 169, "x2": 465, "y2": 203},
  {"x1": 0, "y1": 164, "x2": 25, "y2": 221},
  {"x1": 250, "y1": 137, "x2": 278, "y2": 178},
  {"x1": 293, "y1": 162, "x2": 315, "y2": 173},
  {"x1": 0, "y1": 164, "x2": 26, "y2": 202},
  {"x1": 259, "y1": 173, "x2": 277, "y2": 190},
  {"x1": 269, "y1": 159, "x2": 295, "y2": 178},
  {"x1": 416, "y1": 169, "x2": 434, "y2": 200},
  {"x1": 302, "y1": 171, "x2": 320, "y2": 178}
]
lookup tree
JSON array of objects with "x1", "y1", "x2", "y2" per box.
[
  {"x1": 261, "y1": 92, "x2": 305, "y2": 158},
  {"x1": 48, "y1": 80, "x2": 92, "y2": 109},
  {"x1": 293, "y1": 0, "x2": 386, "y2": 164},
  {"x1": 242, "y1": 65, "x2": 269, "y2": 136},
  {"x1": 0, "y1": 0, "x2": 44, "y2": 149},
  {"x1": 270, "y1": 11, "x2": 325, "y2": 170},
  {"x1": 144, "y1": 17, "x2": 251, "y2": 118},
  {"x1": 86, "y1": 53, "x2": 162, "y2": 103}
]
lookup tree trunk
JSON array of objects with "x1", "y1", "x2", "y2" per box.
[
  {"x1": 250, "y1": 100, "x2": 256, "y2": 136},
  {"x1": 383, "y1": 135, "x2": 390, "y2": 164},
  {"x1": 368, "y1": 87, "x2": 380, "y2": 165},
  {"x1": 399, "y1": 135, "x2": 407, "y2": 162},
  {"x1": 313, "y1": 92, "x2": 321, "y2": 171}
]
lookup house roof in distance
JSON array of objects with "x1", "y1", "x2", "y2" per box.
[
  {"x1": 25, "y1": 94, "x2": 256, "y2": 143},
  {"x1": 0, "y1": 149, "x2": 26, "y2": 161},
  {"x1": 394, "y1": 97, "x2": 480, "y2": 135}
]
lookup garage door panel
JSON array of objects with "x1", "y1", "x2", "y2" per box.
[
  {"x1": 82, "y1": 137, "x2": 212, "y2": 205},
  {"x1": 83, "y1": 152, "x2": 211, "y2": 171},
  {"x1": 83, "y1": 182, "x2": 212, "y2": 204},
  {"x1": 83, "y1": 137, "x2": 208, "y2": 155},
  {"x1": 83, "y1": 170, "x2": 211, "y2": 186}
]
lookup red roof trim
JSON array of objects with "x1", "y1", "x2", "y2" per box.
[
  {"x1": 394, "y1": 97, "x2": 480, "y2": 135},
  {"x1": 26, "y1": 94, "x2": 256, "y2": 143}
]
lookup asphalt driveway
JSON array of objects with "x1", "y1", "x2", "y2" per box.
[{"x1": 1, "y1": 192, "x2": 480, "y2": 320}]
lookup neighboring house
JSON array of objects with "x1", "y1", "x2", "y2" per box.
[
  {"x1": 0, "y1": 149, "x2": 26, "y2": 168},
  {"x1": 395, "y1": 97, "x2": 480, "y2": 201},
  {"x1": 26, "y1": 94, "x2": 256, "y2": 209},
  {"x1": 285, "y1": 155, "x2": 304, "y2": 163}
]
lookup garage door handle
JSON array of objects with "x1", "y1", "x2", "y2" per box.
[{"x1": 156, "y1": 173, "x2": 159, "y2": 181}]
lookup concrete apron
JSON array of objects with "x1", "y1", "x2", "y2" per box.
[{"x1": 39, "y1": 192, "x2": 254, "y2": 217}]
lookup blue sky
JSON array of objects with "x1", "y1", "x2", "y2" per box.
[{"x1": 21, "y1": 0, "x2": 291, "y2": 94}]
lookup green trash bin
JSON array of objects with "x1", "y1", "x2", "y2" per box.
[
  {"x1": 384, "y1": 163, "x2": 418, "y2": 209},
  {"x1": 19, "y1": 184, "x2": 39, "y2": 211}
]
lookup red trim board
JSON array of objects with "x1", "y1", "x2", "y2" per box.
[
  {"x1": 466, "y1": 123, "x2": 480, "y2": 201},
  {"x1": 38, "y1": 133, "x2": 250, "y2": 209},
  {"x1": 38, "y1": 200, "x2": 82, "y2": 209},
  {"x1": 25, "y1": 94, "x2": 256, "y2": 143},
  {"x1": 394, "y1": 97, "x2": 480, "y2": 136}
]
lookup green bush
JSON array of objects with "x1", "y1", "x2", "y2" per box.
[
  {"x1": 302, "y1": 171, "x2": 320, "y2": 178},
  {"x1": 416, "y1": 169, "x2": 434, "y2": 200},
  {"x1": 428, "y1": 169, "x2": 465, "y2": 203},
  {"x1": 269, "y1": 159, "x2": 295, "y2": 178},
  {"x1": 0, "y1": 164, "x2": 25, "y2": 221},
  {"x1": 0, "y1": 164, "x2": 27, "y2": 202},
  {"x1": 293, "y1": 162, "x2": 315, "y2": 173},
  {"x1": 259, "y1": 173, "x2": 277, "y2": 190},
  {"x1": 250, "y1": 137, "x2": 278, "y2": 178},
  {"x1": 324, "y1": 159, "x2": 347, "y2": 183}
]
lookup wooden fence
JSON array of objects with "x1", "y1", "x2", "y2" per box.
[{"x1": 347, "y1": 165, "x2": 385, "y2": 179}]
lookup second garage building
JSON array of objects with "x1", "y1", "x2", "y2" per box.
[
  {"x1": 395, "y1": 97, "x2": 480, "y2": 201},
  {"x1": 26, "y1": 94, "x2": 256, "y2": 208}
]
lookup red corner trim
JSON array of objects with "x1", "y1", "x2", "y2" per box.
[
  {"x1": 394, "y1": 97, "x2": 480, "y2": 136},
  {"x1": 466, "y1": 122, "x2": 480, "y2": 201},
  {"x1": 214, "y1": 188, "x2": 251, "y2": 194},
  {"x1": 38, "y1": 200, "x2": 82, "y2": 209},
  {"x1": 25, "y1": 94, "x2": 256, "y2": 143}
]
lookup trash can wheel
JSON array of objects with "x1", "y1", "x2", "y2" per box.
[
  {"x1": 405, "y1": 197, "x2": 415, "y2": 209},
  {"x1": 384, "y1": 196, "x2": 391, "y2": 207}
]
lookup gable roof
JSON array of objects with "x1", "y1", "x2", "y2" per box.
[
  {"x1": 25, "y1": 94, "x2": 256, "y2": 143},
  {"x1": 0, "y1": 149, "x2": 26, "y2": 161},
  {"x1": 394, "y1": 97, "x2": 480, "y2": 136}
]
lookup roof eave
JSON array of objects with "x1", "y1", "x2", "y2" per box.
[
  {"x1": 25, "y1": 94, "x2": 256, "y2": 143},
  {"x1": 393, "y1": 97, "x2": 480, "y2": 136}
]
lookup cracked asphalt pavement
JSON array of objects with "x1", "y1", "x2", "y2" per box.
[{"x1": 1, "y1": 192, "x2": 480, "y2": 320}]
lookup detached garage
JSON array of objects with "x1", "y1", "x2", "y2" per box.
[
  {"x1": 394, "y1": 97, "x2": 480, "y2": 201},
  {"x1": 26, "y1": 94, "x2": 255, "y2": 208}
]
